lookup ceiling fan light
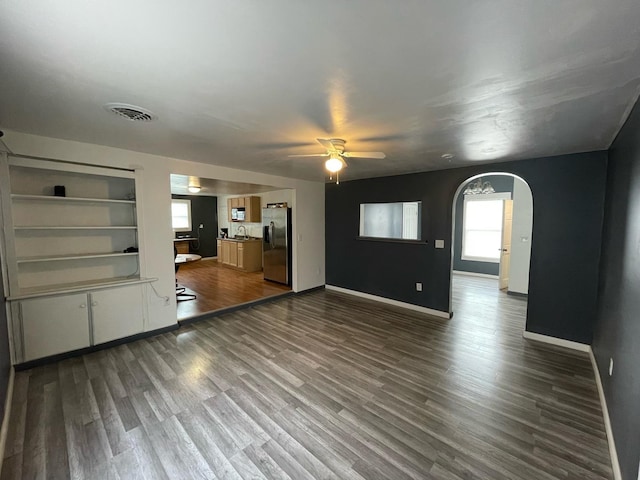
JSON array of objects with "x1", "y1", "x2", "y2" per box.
[
  {"x1": 188, "y1": 185, "x2": 201, "y2": 193},
  {"x1": 325, "y1": 157, "x2": 343, "y2": 173}
]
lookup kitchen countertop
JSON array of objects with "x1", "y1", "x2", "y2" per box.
[
  {"x1": 218, "y1": 237, "x2": 262, "y2": 242},
  {"x1": 173, "y1": 237, "x2": 197, "y2": 242}
]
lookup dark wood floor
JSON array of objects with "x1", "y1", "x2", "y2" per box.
[
  {"x1": 176, "y1": 259, "x2": 291, "y2": 321},
  {"x1": 1, "y1": 275, "x2": 612, "y2": 479}
]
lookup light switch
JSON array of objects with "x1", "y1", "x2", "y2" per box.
[{"x1": 435, "y1": 239, "x2": 445, "y2": 249}]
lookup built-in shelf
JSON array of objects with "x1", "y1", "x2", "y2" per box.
[
  {"x1": 7, "y1": 277, "x2": 158, "y2": 301},
  {"x1": 11, "y1": 194, "x2": 135, "y2": 204},
  {"x1": 14, "y1": 226, "x2": 137, "y2": 231},
  {"x1": 17, "y1": 252, "x2": 139, "y2": 264}
]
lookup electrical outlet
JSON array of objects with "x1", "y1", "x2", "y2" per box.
[
  {"x1": 609, "y1": 358, "x2": 614, "y2": 376},
  {"x1": 416, "y1": 282, "x2": 422, "y2": 292}
]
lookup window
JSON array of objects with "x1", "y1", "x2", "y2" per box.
[
  {"x1": 462, "y1": 193, "x2": 510, "y2": 262},
  {"x1": 359, "y1": 201, "x2": 421, "y2": 240},
  {"x1": 171, "y1": 199, "x2": 192, "y2": 232}
]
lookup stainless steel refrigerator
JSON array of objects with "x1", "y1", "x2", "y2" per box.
[{"x1": 262, "y1": 207, "x2": 291, "y2": 285}]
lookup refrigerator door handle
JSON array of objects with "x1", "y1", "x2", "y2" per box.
[
  {"x1": 263, "y1": 225, "x2": 270, "y2": 244},
  {"x1": 269, "y1": 222, "x2": 275, "y2": 248}
]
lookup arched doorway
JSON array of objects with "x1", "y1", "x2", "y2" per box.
[{"x1": 450, "y1": 172, "x2": 534, "y2": 329}]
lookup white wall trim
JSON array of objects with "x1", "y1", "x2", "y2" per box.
[
  {"x1": 325, "y1": 285, "x2": 450, "y2": 319},
  {"x1": 0, "y1": 367, "x2": 15, "y2": 477},
  {"x1": 452, "y1": 270, "x2": 499, "y2": 279},
  {"x1": 589, "y1": 348, "x2": 622, "y2": 480},
  {"x1": 522, "y1": 331, "x2": 590, "y2": 352}
]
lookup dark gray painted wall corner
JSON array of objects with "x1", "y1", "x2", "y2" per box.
[
  {"x1": 0, "y1": 263, "x2": 12, "y2": 424},
  {"x1": 593, "y1": 98, "x2": 640, "y2": 480},
  {"x1": 171, "y1": 194, "x2": 218, "y2": 257}
]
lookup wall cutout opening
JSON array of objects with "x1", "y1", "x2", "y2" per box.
[{"x1": 359, "y1": 201, "x2": 422, "y2": 240}]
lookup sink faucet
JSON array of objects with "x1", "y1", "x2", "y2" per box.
[{"x1": 237, "y1": 225, "x2": 247, "y2": 238}]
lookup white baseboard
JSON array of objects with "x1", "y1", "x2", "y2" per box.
[
  {"x1": 522, "y1": 331, "x2": 590, "y2": 352},
  {"x1": 589, "y1": 349, "x2": 622, "y2": 480},
  {"x1": 325, "y1": 285, "x2": 450, "y2": 319},
  {"x1": 522, "y1": 332, "x2": 620, "y2": 479},
  {"x1": 452, "y1": 270, "x2": 499, "y2": 279},
  {"x1": 0, "y1": 367, "x2": 15, "y2": 477}
]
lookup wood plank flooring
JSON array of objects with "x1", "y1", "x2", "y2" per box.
[
  {"x1": 1, "y1": 274, "x2": 612, "y2": 479},
  {"x1": 176, "y1": 259, "x2": 291, "y2": 321}
]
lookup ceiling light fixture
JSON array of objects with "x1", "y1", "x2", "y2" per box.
[
  {"x1": 463, "y1": 177, "x2": 495, "y2": 195},
  {"x1": 325, "y1": 154, "x2": 343, "y2": 173},
  {"x1": 188, "y1": 185, "x2": 201, "y2": 193}
]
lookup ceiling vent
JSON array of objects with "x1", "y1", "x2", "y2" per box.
[{"x1": 104, "y1": 103, "x2": 157, "y2": 122}]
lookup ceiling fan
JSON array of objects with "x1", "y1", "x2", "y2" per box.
[{"x1": 288, "y1": 138, "x2": 386, "y2": 183}]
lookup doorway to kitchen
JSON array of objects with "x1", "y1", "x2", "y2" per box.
[
  {"x1": 170, "y1": 174, "x2": 293, "y2": 322},
  {"x1": 450, "y1": 173, "x2": 533, "y2": 333}
]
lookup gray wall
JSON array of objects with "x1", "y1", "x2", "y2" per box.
[
  {"x1": 326, "y1": 151, "x2": 607, "y2": 344},
  {"x1": 453, "y1": 175, "x2": 514, "y2": 275},
  {"x1": 0, "y1": 263, "x2": 11, "y2": 422},
  {"x1": 593, "y1": 100, "x2": 640, "y2": 480},
  {"x1": 172, "y1": 194, "x2": 218, "y2": 257}
]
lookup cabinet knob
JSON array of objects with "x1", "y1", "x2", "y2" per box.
[
  {"x1": 80, "y1": 304, "x2": 86, "y2": 308},
  {"x1": 91, "y1": 301, "x2": 98, "y2": 307}
]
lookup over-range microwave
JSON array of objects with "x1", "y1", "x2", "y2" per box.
[{"x1": 231, "y1": 207, "x2": 245, "y2": 221}]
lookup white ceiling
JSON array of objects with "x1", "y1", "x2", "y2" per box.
[{"x1": 1, "y1": 1, "x2": 639, "y2": 182}]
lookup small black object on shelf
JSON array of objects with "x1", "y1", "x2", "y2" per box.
[
  {"x1": 123, "y1": 247, "x2": 139, "y2": 253},
  {"x1": 54, "y1": 185, "x2": 66, "y2": 197}
]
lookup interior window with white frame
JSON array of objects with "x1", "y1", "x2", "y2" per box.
[
  {"x1": 171, "y1": 199, "x2": 192, "y2": 232},
  {"x1": 461, "y1": 193, "x2": 511, "y2": 262}
]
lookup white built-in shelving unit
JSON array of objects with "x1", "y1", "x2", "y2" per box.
[{"x1": 0, "y1": 155, "x2": 155, "y2": 363}]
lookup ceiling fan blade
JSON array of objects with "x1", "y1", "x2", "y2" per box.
[
  {"x1": 287, "y1": 153, "x2": 329, "y2": 158},
  {"x1": 342, "y1": 151, "x2": 386, "y2": 159},
  {"x1": 316, "y1": 138, "x2": 337, "y2": 151}
]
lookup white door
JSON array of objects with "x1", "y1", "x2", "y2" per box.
[
  {"x1": 499, "y1": 200, "x2": 513, "y2": 290},
  {"x1": 21, "y1": 293, "x2": 90, "y2": 361},
  {"x1": 91, "y1": 285, "x2": 145, "y2": 345}
]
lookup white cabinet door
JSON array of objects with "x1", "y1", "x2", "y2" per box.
[
  {"x1": 91, "y1": 285, "x2": 144, "y2": 345},
  {"x1": 21, "y1": 293, "x2": 90, "y2": 361}
]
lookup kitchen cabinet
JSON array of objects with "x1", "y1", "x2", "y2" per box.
[
  {"x1": 229, "y1": 241, "x2": 238, "y2": 266},
  {"x1": 218, "y1": 239, "x2": 262, "y2": 272},
  {"x1": 244, "y1": 196, "x2": 262, "y2": 223},
  {"x1": 227, "y1": 196, "x2": 262, "y2": 223},
  {"x1": 216, "y1": 239, "x2": 222, "y2": 262}
]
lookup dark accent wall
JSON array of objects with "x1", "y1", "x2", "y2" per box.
[
  {"x1": 326, "y1": 151, "x2": 607, "y2": 344},
  {"x1": 0, "y1": 262, "x2": 11, "y2": 422},
  {"x1": 453, "y1": 175, "x2": 514, "y2": 275},
  {"x1": 172, "y1": 195, "x2": 218, "y2": 257},
  {"x1": 593, "y1": 100, "x2": 640, "y2": 480}
]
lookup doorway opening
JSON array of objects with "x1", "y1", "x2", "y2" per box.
[
  {"x1": 169, "y1": 174, "x2": 293, "y2": 322},
  {"x1": 450, "y1": 173, "x2": 533, "y2": 330}
]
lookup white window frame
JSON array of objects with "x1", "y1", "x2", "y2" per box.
[
  {"x1": 461, "y1": 192, "x2": 511, "y2": 263},
  {"x1": 171, "y1": 199, "x2": 192, "y2": 232}
]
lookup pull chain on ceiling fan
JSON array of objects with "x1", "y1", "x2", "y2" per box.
[{"x1": 288, "y1": 138, "x2": 386, "y2": 183}]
